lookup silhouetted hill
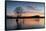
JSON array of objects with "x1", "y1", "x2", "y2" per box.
[{"x1": 6, "y1": 15, "x2": 45, "y2": 19}]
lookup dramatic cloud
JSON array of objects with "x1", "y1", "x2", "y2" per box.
[{"x1": 6, "y1": 1, "x2": 44, "y2": 16}]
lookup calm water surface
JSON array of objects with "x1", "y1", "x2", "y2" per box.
[{"x1": 6, "y1": 18, "x2": 44, "y2": 29}]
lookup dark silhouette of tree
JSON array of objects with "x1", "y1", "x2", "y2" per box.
[{"x1": 14, "y1": 6, "x2": 23, "y2": 29}]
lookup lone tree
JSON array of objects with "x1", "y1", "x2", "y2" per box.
[{"x1": 14, "y1": 6, "x2": 23, "y2": 29}]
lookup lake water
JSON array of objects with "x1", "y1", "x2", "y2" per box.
[{"x1": 6, "y1": 18, "x2": 45, "y2": 29}]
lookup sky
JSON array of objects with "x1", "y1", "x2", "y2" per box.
[{"x1": 6, "y1": 1, "x2": 45, "y2": 17}]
